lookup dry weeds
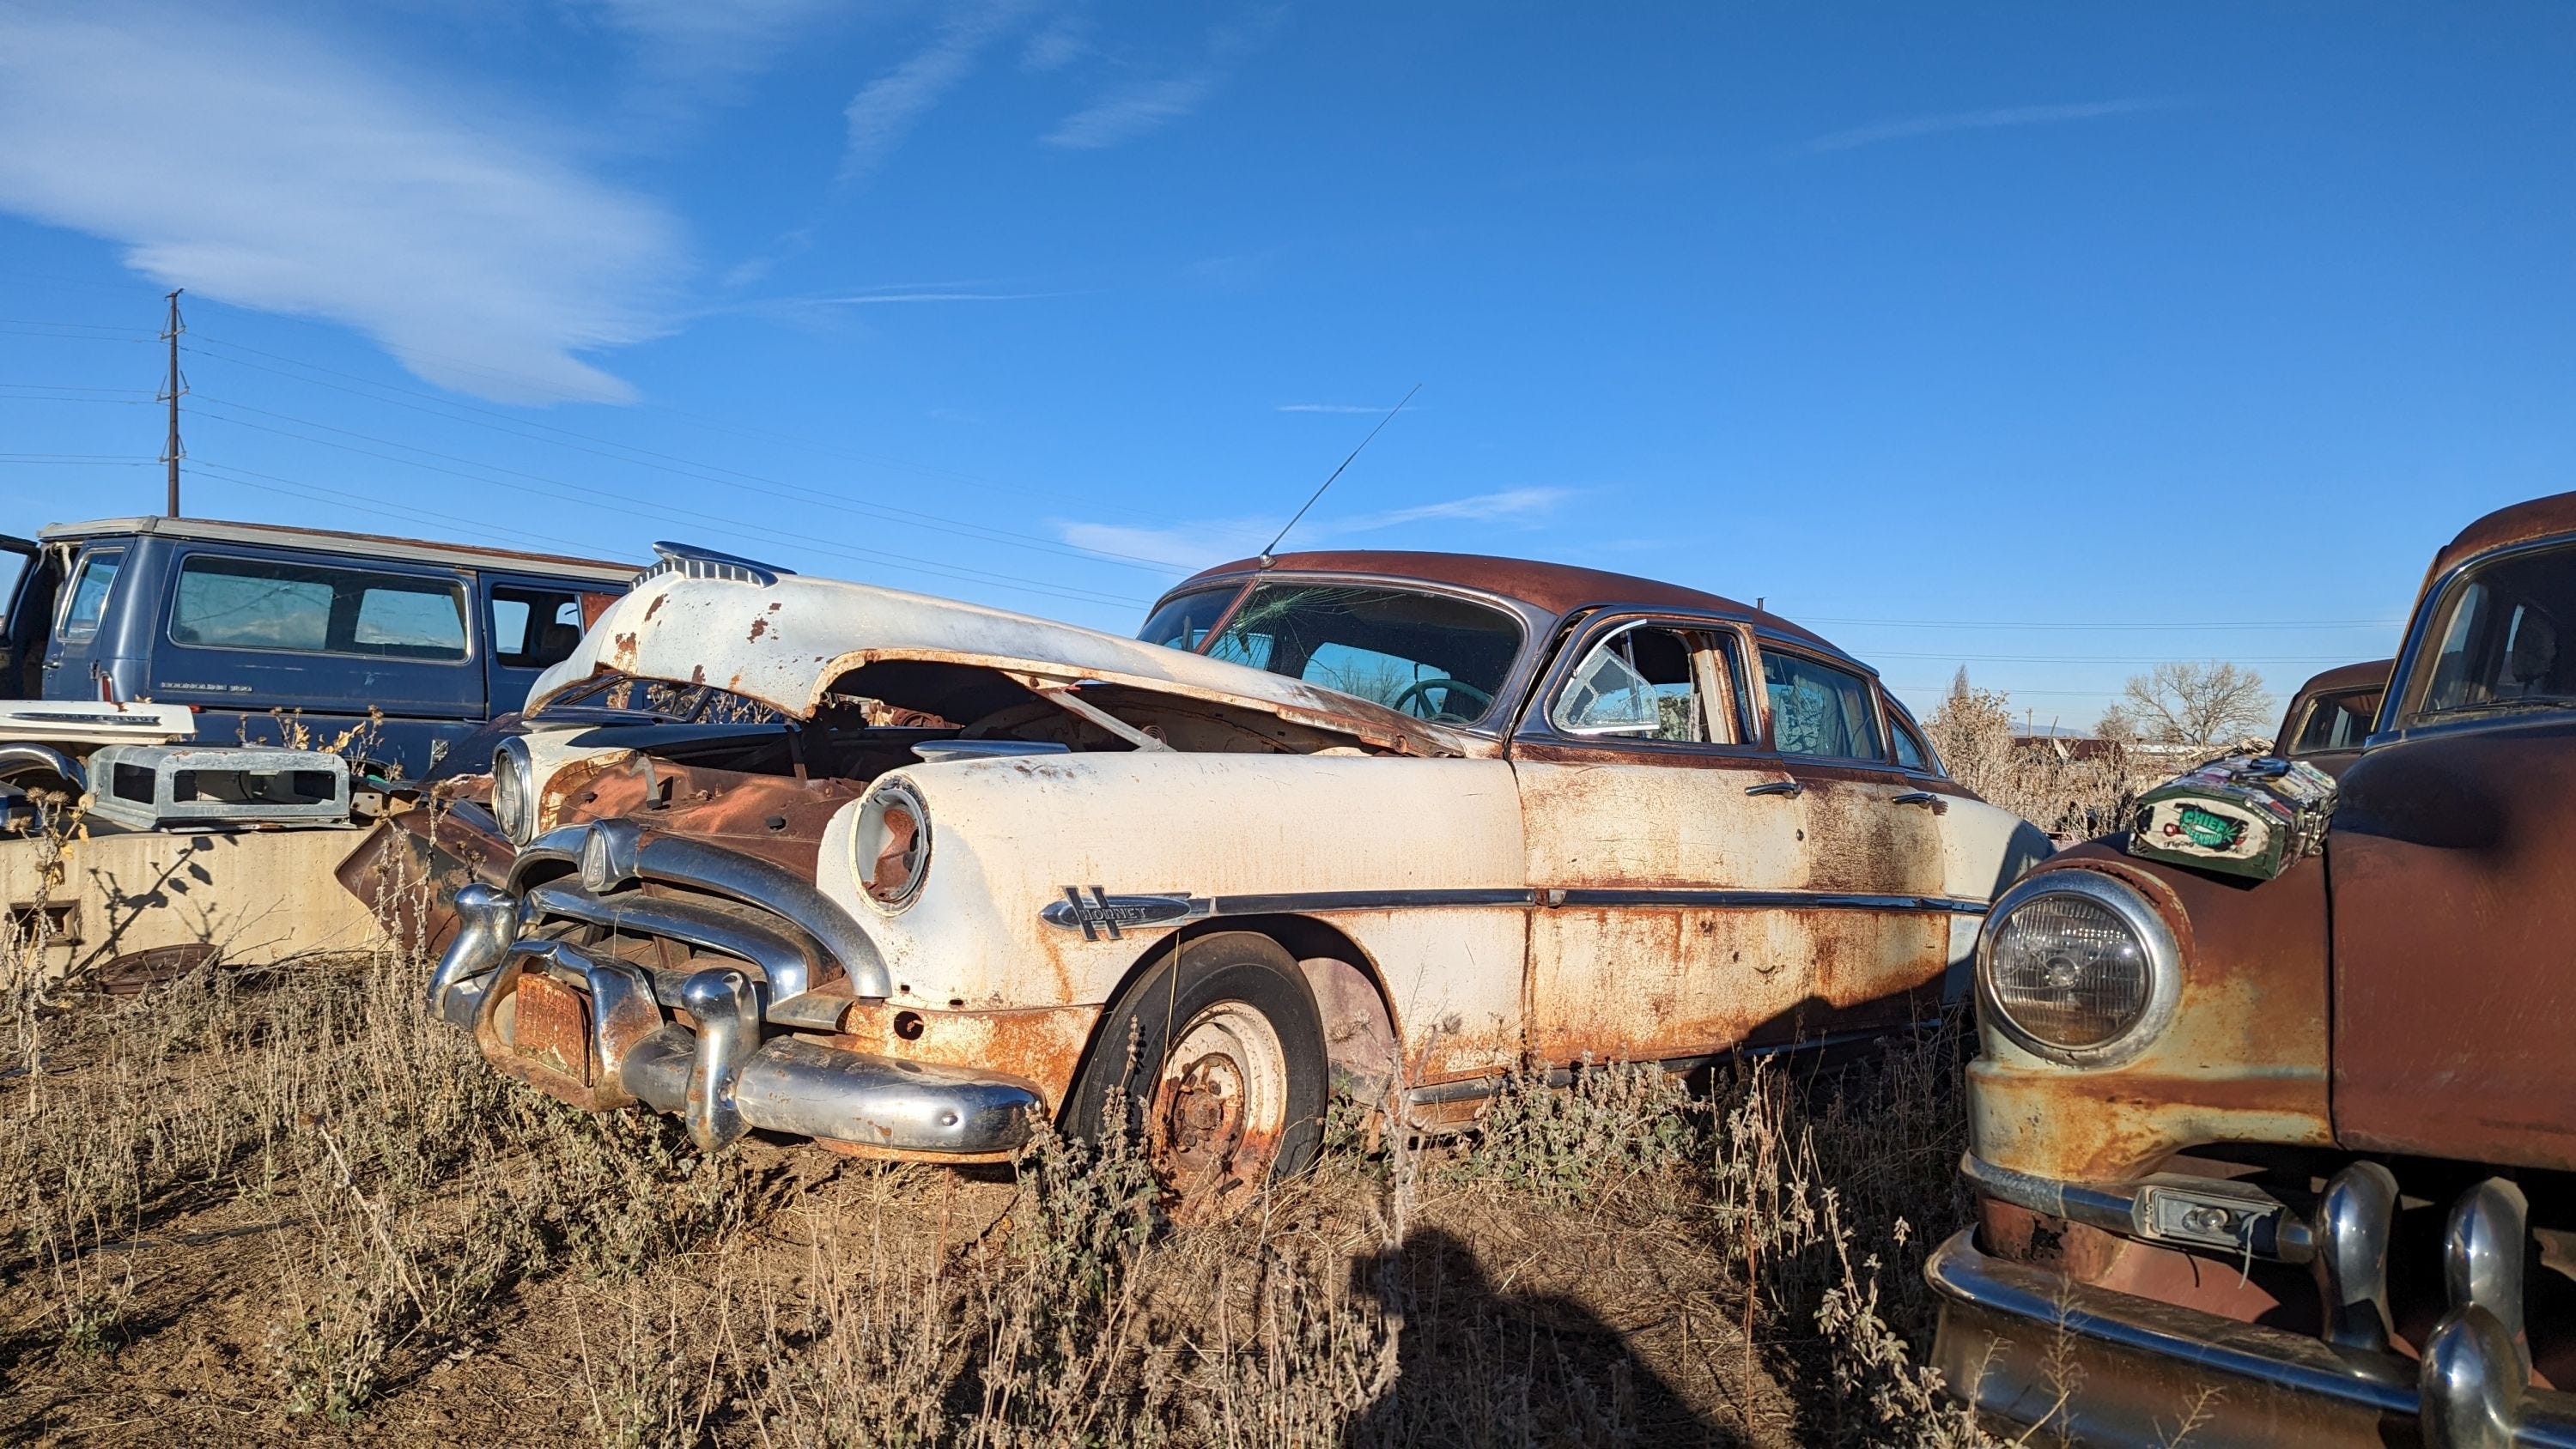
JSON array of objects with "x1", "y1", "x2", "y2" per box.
[{"x1": 2, "y1": 872, "x2": 2056, "y2": 1447}]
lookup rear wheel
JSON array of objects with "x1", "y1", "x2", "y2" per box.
[{"x1": 1065, "y1": 931, "x2": 1329, "y2": 1222}]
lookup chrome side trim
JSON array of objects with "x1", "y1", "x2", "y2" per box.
[
  {"x1": 1035, "y1": 885, "x2": 1992, "y2": 931},
  {"x1": 1550, "y1": 888, "x2": 1989, "y2": 914},
  {"x1": 524, "y1": 880, "x2": 826, "y2": 1002}
]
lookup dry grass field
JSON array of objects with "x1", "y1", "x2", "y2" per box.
[{"x1": 0, "y1": 914, "x2": 2026, "y2": 1448}]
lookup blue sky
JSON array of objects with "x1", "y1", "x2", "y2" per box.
[{"x1": 5, "y1": 2, "x2": 2574, "y2": 725}]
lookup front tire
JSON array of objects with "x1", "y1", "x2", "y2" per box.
[{"x1": 1064, "y1": 931, "x2": 1329, "y2": 1222}]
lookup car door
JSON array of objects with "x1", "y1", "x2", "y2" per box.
[
  {"x1": 0, "y1": 534, "x2": 52, "y2": 699},
  {"x1": 1515, "y1": 613, "x2": 1829, "y2": 1064},
  {"x1": 2330, "y1": 537, "x2": 2576, "y2": 1170},
  {"x1": 1750, "y1": 642, "x2": 1959, "y2": 1040},
  {"x1": 36, "y1": 542, "x2": 127, "y2": 701},
  {"x1": 481, "y1": 574, "x2": 597, "y2": 718}
]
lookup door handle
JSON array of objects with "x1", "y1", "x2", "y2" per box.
[
  {"x1": 1891, "y1": 791, "x2": 1947, "y2": 814},
  {"x1": 1746, "y1": 779, "x2": 1803, "y2": 798}
]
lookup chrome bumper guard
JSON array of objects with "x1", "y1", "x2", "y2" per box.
[
  {"x1": 1943, "y1": 1155, "x2": 2576, "y2": 1448},
  {"x1": 426, "y1": 881, "x2": 1039, "y2": 1157}
]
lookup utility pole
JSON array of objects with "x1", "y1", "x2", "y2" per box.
[{"x1": 158, "y1": 289, "x2": 184, "y2": 516}]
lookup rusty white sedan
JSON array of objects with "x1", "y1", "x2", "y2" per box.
[{"x1": 376, "y1": 543, "x2": 2044, "y2": 1216}]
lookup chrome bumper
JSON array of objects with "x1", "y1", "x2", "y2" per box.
[
  {"x1": 1935, "y1": 1165, "x2": 2576, "y2": 1448},
  {"x1": 427, "y1": 882, "x2": 1039, "y2": 1157}
]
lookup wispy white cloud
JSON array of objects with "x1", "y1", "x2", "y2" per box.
[
  {"x1": 1055, "y1": 488, "x2": 1572, "y2": 572},
  {"x1": 1801, "y1": 98, "x2": 2180, "y2": 154},
  {"x1": 841, "y1": 0, "x2": 1040, "y2": 180},
  {"x1": 1044, "y1": 73, "x2": 1220, "y2": 149},
  {"x1": 1020, "y1": 14, "x2": 1093, "y2": 72},
  {"x1": 0, "y1": 6, "x2": 683, "y2": 404},
  {"x1": 1042, "y1": 6, "x2": 1281, "y2": 151},
  {"x1": 586, "y1": 0, "x2": 850, "y2": 92}
]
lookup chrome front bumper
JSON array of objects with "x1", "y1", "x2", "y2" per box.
[
  {"x1": 1935, "y1": 1160, "x2": 2576, "y2": 1448},
  {"x1": 427, "y1": 882, "x2": 1039, "y2": 1157}
]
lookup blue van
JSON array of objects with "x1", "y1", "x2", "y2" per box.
[{"x1": 0, "y1": 517, "x2": 632, "y2": 782}]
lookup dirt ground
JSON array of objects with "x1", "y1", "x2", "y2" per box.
[{"x1": 0, "y1": 950, "x2": 1985, "y2": 1447}]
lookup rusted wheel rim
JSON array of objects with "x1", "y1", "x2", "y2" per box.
[{"x1": 1147, "y1": 1002, "x2": 1290, "y2": 1222}]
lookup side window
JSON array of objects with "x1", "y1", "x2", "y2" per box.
[
  {"x1": 1552, "y1": 624, "x2": 1730, "y2": 743},
  {"x1": 490, "y1": 586, "x2": 586, "y2": 670},
  {"x1": 1762, "y1": 650, "x2": 1881, "y2": 759},
  {"x1": 170, "y1": 555, "x2": 468, "y2": 661},
  {"x1": 1891, "y1": 713, "x2": 1935, "y2": 773},
  {"x1": 57, "y1": 549, "x2": 123, "y2": 642}
]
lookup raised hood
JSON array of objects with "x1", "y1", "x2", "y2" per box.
[{"x1": 528, "y1": 570, "x2": 1471, "y2": 757}]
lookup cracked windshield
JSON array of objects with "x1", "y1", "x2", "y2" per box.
[{"x1": 1139, "y1": 583, "x2": 1522, "y2": 724}]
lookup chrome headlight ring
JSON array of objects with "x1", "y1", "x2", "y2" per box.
[
  {"x1": 1976, "y1": 868, "x2": 2182, "y2": 1069},
  {"x1": 852, "y1": 776, "x2": 932, "y2": 912},
  {"x1": 492, "y1": 736, "x2": 537, "y2": 846}
]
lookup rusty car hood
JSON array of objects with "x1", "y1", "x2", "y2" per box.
[{"x1": 528, "y1": 570, "x2": 1477, "y2": 756}]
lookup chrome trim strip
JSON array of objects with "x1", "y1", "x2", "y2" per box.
[
  {"x1": 1212, "y1": 887, "x2": 1539, "y2": 914},
  {"x1": 1550, "y1": 888, "x2": 1989, "y2": 914}
]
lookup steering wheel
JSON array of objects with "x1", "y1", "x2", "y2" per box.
[{"x1": 1390, "y1": 676, "x2": 1493, "y2": 720}]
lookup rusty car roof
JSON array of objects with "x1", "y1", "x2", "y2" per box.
[
  {"x1": 2287, "y1": 658, "x2": 2393, "y2": 700},
  {"x1": 2423, "y1": 491, "x2": 2576, "y2": 587},
  {"x1": 1170, "y1": 549, "x2": 1850, "y2": 657}
]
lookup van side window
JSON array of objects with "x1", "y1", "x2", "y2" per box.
[
  {"x1": 171, "y1": 555, "x2": 467, "y2": 661},
  {"x1": 58, "y1": 549, "x2": 123, "y2": 641},
  {"x1": 1762, "y1": 651, "x2": 1882, "y2": 759},
  {"x1": 490, "y1": 587, "x2": 586, "y2": 670}
]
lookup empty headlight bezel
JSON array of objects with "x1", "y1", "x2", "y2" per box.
[
  {"x1": 852, "y1": 776, "x2": 933, "y2": 912},
  {"x1": 1977, "y1": 868, "x2": 2182, "y2": 1068}
]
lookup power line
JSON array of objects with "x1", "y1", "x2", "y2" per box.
[
  {"x1": 0, "y1": 453, "x2": 157, "y2": 464},
  {"x1": 182, "y1": 408, "x2": 1153, "y2": 611},
  {"x1": 183, "y1": 330, "x2": 1181, "y2": 530},
  {"x1": 1868, "y1": 650, "x2": 2357, "y2": 664},
  {"x1": 185, "y1": 369, "x2": 1182, "y2": 576},
  {"x1": 190, "y1": 460, "x2": 613, "y2": 557}
]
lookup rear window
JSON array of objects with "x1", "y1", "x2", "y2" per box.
[
  {"x1": 170, "y1": 554, "x2": 468, "y2": 661},
  {"x1": 1762, "y1": 650, "x2": 1881, "y2": 760},
  {"x1": 2290, "y1": 688, "x2": 2383, "y2": 754}
]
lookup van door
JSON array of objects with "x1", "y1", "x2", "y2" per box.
[
  {"x1": 479, "y1": 575, "x2": 595, "y2": 717},
  {"x1": 37, "y1": 543, "x2": 128, "y2": 701}
]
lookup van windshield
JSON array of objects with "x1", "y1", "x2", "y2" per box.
[{"x1": 1139, "y1": 582, "x2": 1522, "y2": 725}]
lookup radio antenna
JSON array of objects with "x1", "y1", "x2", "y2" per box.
[{"x1": 1258, "y1": 382, "x2": 1421, "y2": 566}]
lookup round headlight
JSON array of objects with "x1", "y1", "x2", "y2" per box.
[
  {"x1": 1978, "y1": 870, "x2": 2179, "y2": 1064},
  {"x1": 491, "y1": 737, "x2": 536, "y2": 846},
  {"x1": 853, "y1": 778, "x2": 931, "y2": 910}
]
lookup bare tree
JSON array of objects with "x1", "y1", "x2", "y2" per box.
[
  {"x1": 2100, "y1": 662, "x2": 2272, "y2": 751},
  {"x1": 1925, "y1": 670, "x2": 2139, "y2": 836}
]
